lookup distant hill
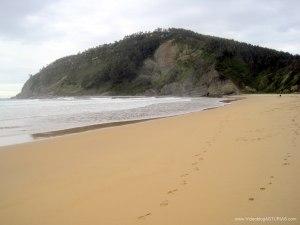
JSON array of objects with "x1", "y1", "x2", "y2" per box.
[{"x1": 16, "y1": 28, "x2": 300, "y2": 98}]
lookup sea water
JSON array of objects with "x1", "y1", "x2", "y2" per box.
[{"x1": 0, "y1": 96, "x2": 226, "y2": 147}]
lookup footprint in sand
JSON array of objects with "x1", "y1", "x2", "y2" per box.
[
  {"x1": 137, "y1": 213, "x2": 151, "y2": 220},
  {"x1": 194, "y1": 167, "x2": 200, "y2": 171},
  {"x1": 192, "y1": 162, "x2": 198, "y2": 165},
  {"x1": 260, "y1": 187, "x2": 266, "y2": 191},
  {"x1": 167, "y1": 189, "x2": 178, "y2": 195},
  {"x1": 283, "y1": 162, "x2": 290, "y2": 166},
  {"x1": 160, "y1": 200, "x2": 169, "y2": 207},
  {"x1": 181, "y1": 173, "x2": 189, "y2": 178},
  {"x1": 194, "y1": 154, "x2": 201, "y2": 157},
  {"x1": 248, "y1": 197, "x2": 254, "y2": 201},
  {"x1": 268, "y1": 176, "x2": 274, "y2": 184},
  {"x1": 180, "y1": 180, "x2": 187, "y2": 185},
  {"x1": 198, "y1": 157, "x2": 204, "y2": 161}
]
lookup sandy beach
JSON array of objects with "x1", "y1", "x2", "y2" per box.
[{"x1": 0, "y1": 94, "x2": 299, "y2": 225}]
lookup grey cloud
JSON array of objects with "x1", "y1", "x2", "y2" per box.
[
  {"x1": 0, "y1": 0, "x2": 299, "y2": 85},
  {"x1": 0, "y1": 0, "x2": 59, "y2": 40}
]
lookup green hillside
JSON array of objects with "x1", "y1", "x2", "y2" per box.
[{"x1": 17, "y1": 28, "x2": 300, "y2": 98}]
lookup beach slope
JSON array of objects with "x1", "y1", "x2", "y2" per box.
[{"x1": 0, "y1": 95, "x2": 299, "y2": 225}]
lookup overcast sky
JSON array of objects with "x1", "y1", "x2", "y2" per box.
[{"x1": 0, "y1": 0, "x2": 299, "y2": 90}]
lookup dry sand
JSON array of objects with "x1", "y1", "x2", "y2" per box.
[{"x1": 0, "y1": 95, "x2": 299, "y2": 225}]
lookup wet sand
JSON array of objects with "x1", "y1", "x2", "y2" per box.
[
  {"x1": 32, "y1": 118, "x2": 156, "y2": 138},
  {"x1": 0, "y1": 94, "x2": 299, "y2": 225}
]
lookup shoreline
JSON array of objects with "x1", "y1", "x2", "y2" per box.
[
  {"x1": 32, "y1": 118, "x2": 158, "y2": 138},
  {"x1": 32, "y1": 98, "x2": 239, "y2": 139},
  {"x1": 1, "y1": 96, "x2": 237, "y2": 147}
]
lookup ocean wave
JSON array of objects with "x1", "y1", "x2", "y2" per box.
[{"x1": 0, "y1": 97, "x2": 226, "y2": 147}]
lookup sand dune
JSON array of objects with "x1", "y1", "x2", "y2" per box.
[{"x1": 0, "y1": 95, "x2": 299, "y2": 225}]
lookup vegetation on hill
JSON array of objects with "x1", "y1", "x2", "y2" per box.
[{"x1": 17, "y1": 28, "x2": 300, "y2": 98}]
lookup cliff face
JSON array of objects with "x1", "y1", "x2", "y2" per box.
[
  {"x1": 139, "y1": 40, "x2": 238, "y2": 96},
  {"x1": 16, "y1": 28, "x2": 300, "y2": 98}
]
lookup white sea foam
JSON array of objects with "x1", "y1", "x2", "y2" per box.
[{"x1": 0, "y1": 96, "x2": 226, "y2": 147}]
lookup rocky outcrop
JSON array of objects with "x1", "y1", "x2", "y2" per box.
[{"x1": 138, "y1": 40, "x2": 239, "y2": 96}]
